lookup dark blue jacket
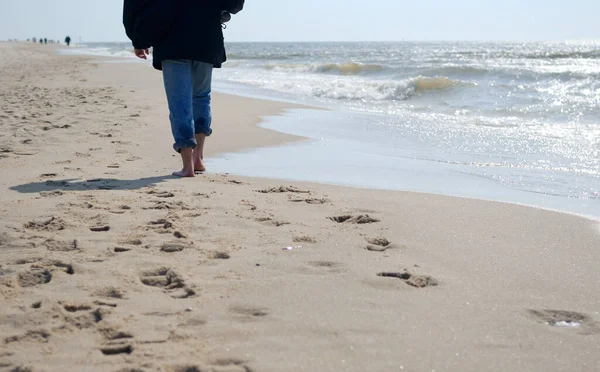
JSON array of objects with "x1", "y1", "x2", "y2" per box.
[{"x1": 123, "y1": 0, "x2": 244, "y2": 70}]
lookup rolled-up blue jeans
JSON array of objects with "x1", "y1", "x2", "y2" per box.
[{"x1": 162, "y1": 59, "x2": 213, "y2": 152}]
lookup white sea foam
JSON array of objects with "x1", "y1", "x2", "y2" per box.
[
  {"x1": 219, "y1": 71, "x2": 466, "y2": 102},
  {"x1": 59, "y1": 42, "x2": 139, "y2": 60}
]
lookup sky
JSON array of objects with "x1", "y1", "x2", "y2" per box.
[{"x1": 0, "y1": 0, "x2": 598, "y2": 42}]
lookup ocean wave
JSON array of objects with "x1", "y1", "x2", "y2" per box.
[
  {"x1": 264, "y1": 62, "x2": 386, "y2": 76},
  {"x1": 522, "y1": 51, "x2": 600, "y2": 60},
  {"x1": 227, "y1": 52, "x2": 306, "y2": 60},
  {"x1": 311, "y1": 76, "x2": 464, "y2": 101},
  {"x1": 423, "y1": 66, "x2": 492, "y2": 77},
  {"x1": 451, "y1": 48, "x2": 600, "y2": 60}
]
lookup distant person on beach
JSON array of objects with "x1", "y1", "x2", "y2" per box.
[
  {"x1": 65, "y1": 36, "x2": 71, "y2": 46},
  {"x1": 123, "y1": 0, "x2": 244, "y2": 177},
  {"x1": 44, "y1": 38, "x2": 47, "y2": 44}
]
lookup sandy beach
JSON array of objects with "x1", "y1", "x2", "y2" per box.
[{"x1": 1, "y1": 43, "x2": 599, "y2": 372}]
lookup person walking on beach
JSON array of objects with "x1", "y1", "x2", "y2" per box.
[
  {"x1": 123, "y1": 0, "x2": 244, "y2": 177},
  {"x1": 65, "y1": 36, "x2": 71, "y2": 46}
]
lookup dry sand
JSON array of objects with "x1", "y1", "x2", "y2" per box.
[{"x1": 1, "y1": 43, "x2": 599, "y2": 372}]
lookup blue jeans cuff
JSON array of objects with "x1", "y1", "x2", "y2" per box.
[
  {"x1": 173, "y1": 138, "x2": 197, "y2": 153},
  {"x1": 195, "y1": 117, "x2": 212, "y2": 137},
  {"x1": 196, "y1": 127, "x2": 213, "y2": 137}
]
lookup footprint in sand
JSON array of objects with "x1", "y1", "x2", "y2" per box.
[
  {"x1": 114, "y1": 246, "x2": 132, "y2": 253},
  {"x1": 239, "y1": 200, "x2": 257, "y2": 211},
  {"x1": 39, "y1": 190, "x2": 64, "y2": 198},
  {"x1": 147, "y1": 190, "x2": 175, "y2": 198},
  {"x1": 94, "y1": 286, "x2": 126, "y2": 300},
  {"x1": 60, "y1": 301, "x2": 106, "y2": 329},
  {"x1": 161, "y1": 242, "x2": 186, "y2": 253},
  {"x1": 0, "y1": 233, "x2": 34, "y2": 252},
  {"x1": 208, "y1": 251, "x2": 231, "y2": 260},
  {"x1": 329, "y1": 215, "x2": 380, "y2": 224},
  {"x1": 94, "y1": 300, "x2": 118, "y2": 308},
  {"x1": 528, "y1": 309, "x2": 600, "y2": 335},
  {"x1": 256, "y1": 217, "x2": 290, "y2": 227},
  {"x1": 12, "y1": 150, "x2": 39, "y2": 156},
  {"x1": 289, "y1": 197, "x2": 328, "y2": 205},
  {"x1": 140, "y1": 267, "x2": 184, "y2": 288},
  {"x1": 257, "y1": 186, "x2": 310, "y2": 194},
  {"x1": 24, "y1": 216, "x2": 66, "y2": 231},
  {"x1": 100, "y1": 327, "x2": 134, "y2": 342},
  {"x1": 100, "y1": 344, "x2": 133, "y2": 356},
  {"x1": 121, "y1": 238, "x2": 143, "y2": 246},
  {"x1": 148, "y1": 219, "x2": 174, "y2": 233},
  {"x1": 365, "y1": 237, "x2": 402, "y2": 252},
  {"x1": 377, "y1": 271, "x2": 439, "y2": 288},
  {"x1": 4, "y1": 330, "x2": 50, "y2": 344},
  {"x1": 293, "y1": 236, "x2": 316, "y2": 243},
  {"x1": 145, "y1": 200, "x2": 191, "y2": 211},
  {"x1": 31, "y1": 301, "x2": 43, "y2": 309},
  {"x1": 62, "y1": 302, "x2": 93, "y2": 312},
  {"x1": 17, "y1": 269, "x2": 52, "y2": 287},
  {"x1": 12, "y1": 257, "x2": 43, "y2": 265},
  {"x1": 140, "y1": 267, "x2": 195, "y2": 299},
  {"x1": 173, "y1": 231, "x2": 187, "y2": 239},
  {"x1": 14, "y1": 258, "x2": 74, "y2": 278},
  {"x1": 98, "y1": 327, "x2": 135, "y2": 356},
  {"x1": 90, "y1": 225, "x2": 110, "y2": 232},
  {"x1": 44, "y1": 238, "x2": 79, "y2": 252},
  {"x1": 230, "y1": 306, "x2": 269, "y2": 322},
  {"x1": 51, "y1": 261, "x2": 75, "y2": 275}
]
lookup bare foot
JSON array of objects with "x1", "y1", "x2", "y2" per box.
[
  {"x1": 172, "y1": 169, "x2": 195, "y2": 178},
  {"x1": 176, "y1": 148, "x2": 195, "y2": 177},
  {"x1": 194, "y1": 158, "x2": 206, "y2": 173}
]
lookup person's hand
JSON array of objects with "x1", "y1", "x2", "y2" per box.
[
  {"x1": 221, "y1": 11, "x2": 231, "y2": 23},
  {"x1": 134, "y1": 48, "x2": 149, "y2": 59}
]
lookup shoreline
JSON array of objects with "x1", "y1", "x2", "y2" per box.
[
  {"x1": 47, "y1": 42, "x2": 600, "y2": 221},
  {"x1": 1, "y1": 43, "x2": 600, "y2": 372},
  {"x1": 3, "y1": 42, "x2": 600, "y2": 229}
]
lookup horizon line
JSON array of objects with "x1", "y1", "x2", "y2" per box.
[
  {"x1": 4, "y1": 38, "x2": 600, "y2": 44},
  {"x1": 26, "y1": 38, "x2": 600, "y2": 43}
]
